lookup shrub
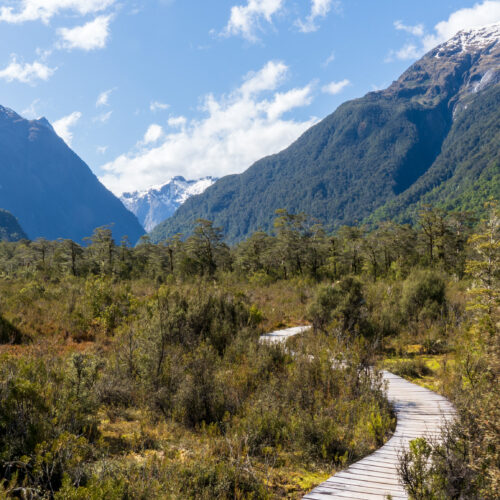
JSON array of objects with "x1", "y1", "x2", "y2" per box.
[
  {"x1": 401, "y1": 270, "x2": 446, "y2": 323},
  {"x1": 390, "y1": 358, "x2": 433, "y2": 379}
]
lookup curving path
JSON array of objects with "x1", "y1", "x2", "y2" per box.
[{"x1": 260, "y1": 327, "x2": 455, "y2": 500}]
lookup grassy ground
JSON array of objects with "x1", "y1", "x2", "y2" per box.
[
  {"x1": 97, "y1": 405, "x2": 335, "y2": 498},
  {"x1": 380, "y1": 338, "x2": 455, "y2": 393}
]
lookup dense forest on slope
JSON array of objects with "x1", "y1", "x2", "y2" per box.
[
  {"x1": 0, "y1": 106, "x2": 144, "y2": 244},
  {"x1": 150, "y1": 26, "x2": 499, "y2": 244},
  {"x1": 0, "y1": 204, "x2": 498, "y2": 498},
  {"x1": 0, "y1": 209, "x2": 27, "y2": 242},
  {"x1": 370, "y1": 84, "x2": 500, "y2": 224}
]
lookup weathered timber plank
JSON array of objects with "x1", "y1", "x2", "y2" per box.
[{"x1": 257, "y1": 327, "x2": 455, "y2": 500}]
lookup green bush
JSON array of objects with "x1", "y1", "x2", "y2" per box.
[
  {"x1": 390, "y1": 359, "x2": 433, "y2": 379},
  {"x1": 401, "y1": 270, "x2": 446, "y2": 323}
]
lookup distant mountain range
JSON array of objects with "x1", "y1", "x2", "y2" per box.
[
  {"x1": 121, "y1": 176, "x2": 217, "y2": 232},
  {"x1": 150, "y1": 24, "x2": 500, "y2": 244},
  {"x1": 0, "y1": 106, "x2": 144, "y2": 244},
  {"x1": 0, "y1": 209, "x2": 27, "y2": 242}
]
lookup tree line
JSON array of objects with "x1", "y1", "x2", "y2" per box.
[{"x1": 0, "y1": 205, "x2": 482, "y2": 282}]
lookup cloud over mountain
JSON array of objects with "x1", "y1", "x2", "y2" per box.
[{"x1": 100, "y1": 60, "x2": 317, "y2": 195}]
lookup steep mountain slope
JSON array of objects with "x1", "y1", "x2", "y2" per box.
[
  {"x1": 371, "y1": 84, "x2": 500, "y2": 223},
  {"x1": 0, "y1": 107, "x2": 144, "y2": 243},
  {"x1": 0, "y1": 209, "x2": 27, "y2": 242},
  {"x1": 121, "y1": 176, "x2": 216, "y2": 231},
  {"x1": 150, "y1": 24, "x2": 500, "y2": 243}
]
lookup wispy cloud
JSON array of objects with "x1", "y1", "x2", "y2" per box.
[
  {"x1": 0, "y1": 56, "x2": 55, "y2": 84},
  {"x1": 100, "y1": 60, "x2": 317, "y2": 195},
  {"x1": 58, "y1": 15, "x2": 112, "y2": 51},
  {"x1": 223, "y1": 0, "x2": 285, "y2": 41},
  {"x1": 322, "y1": 51, "x2": 335, "y2": 67},
  {"x1": 321, "y1": 79, "x2": 350, "y2": 95},
  {"x1": 297, "y1": 0, "x2": 341, "y2": 33},
  {"x1": 394, "y1": 20, "x2": 424, "y2": 37},
  {"x1": 53, "y1": 111, "x2": 82, "y2": 146},
  {"x1": 93, "y1": 111, "x2": 113, "y2": 123},
  {"x1": 97, "y1": 146, "x2": 108, "y2": 154},
  {"x1": 97, "y1": 88, "x2": 114, "y2": 107},
  {"x1": 150, "y1": 101, "x2": 169, "y2": 112},
  {"x1": 22, "y1": 98, "x2": 42, "y2": 118},
  {"x1": 168, "y1": 116, "x2": 187, "y2": 128},
  {"x1": 0, "y1": 0, "x2": 115, "y2": 24}
]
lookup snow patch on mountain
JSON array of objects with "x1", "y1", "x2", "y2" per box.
[
  {"x1": 121, "y1": 176, "x2": 217, "y2": 232},
  {"x1": 434, "y1": 23, "x2": 499, "y2": 58}
]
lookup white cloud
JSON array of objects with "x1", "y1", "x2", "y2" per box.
[
  {"x1": 53, "y1": 111, "x2": 81, "y2": 146},
  {"x1": 389, "y1": 1, "x2": 500, "y2": 61},
  {"x1": 0, "y1": 0, "x2": 115, "y2": 24},
  {"x1": 96, "y1": 88, "x2": 114, "y2": 107},
  {"x1": 168, "y1": 116, "x2": 187, "y2": 128},
  {"x1": 321, "y1": 79, "x2": 350, "y2": 95},
  {"x1": 100, "y1": 60, "x2": 317, "y2": 195},
  {"x1": 93, "y1": 111, "x2": 112, "y2": 123},
  {"x1": 224, "y1": 0, "x2": 285, "y2": 41},
  {"x1": 297, "y1": 0, "x2": 341, "y2": 33},
  {"x1": 422, "y1": 0, "x2": 500, "y2": 51},
  {"x1": 143, "y1": 124, "x2": 164, "y2": 144},
  {"x1": 265, "y1": 85, "x2": 313, "y2": 120},
  {"x1": 0, "y1": 57, "x2": 55, "y2": 84},
  {"x1": 394, "y1": 20, "x2": 424, "y2": 37},
  {"x1": 385, "y1": 43, "x2": 421, "y2": 62},
  {"x1": 241, "y1": 60, "x2": 288, "y2": 95},
  {"x1": 22, "y1": 98, "x2": 41, "y2": 118},
  {"x1": 150, "y1": 101, "x2": 169, "y2": 112},
  {"x1": 58, "y1": 15, "x2": 112, "y2": 51},
  {"x1": 97, "y1": 146, "x2": 108, "y2": 154},
  {"x1": 322, "y1": 51, "x2": 335, "y2": 67}
]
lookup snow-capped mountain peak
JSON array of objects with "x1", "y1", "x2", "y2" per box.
[
  {"x1": 434, "y1": 23, "x2": 499, "y2": 58},
  {"x1": 121, "y1": 176, "x2": 217, "y2": 232}
]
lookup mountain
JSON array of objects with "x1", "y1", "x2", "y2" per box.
[
  {"x1": 150, "y1": 24, "x2": 500, "y2": 244},
  {"x1": 0, "y1": 209, "x2": 27, "y2": 242},
  {"x1": 0, "y1": 106, "x2": 145, "y2": 244},
  {"x1": 121, "y1": 176, "x2": 217, "y2": 232},
  {"x1": 370, "y1": 83, "x2": 500, "y2": 223}
]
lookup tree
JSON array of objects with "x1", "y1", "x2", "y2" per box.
[
  {"x1": 186, "y1": 220, "x2": 230, "y2": 276},
  {"x1": 85, "y1": 226, "x2": 116, "y2": 275},
  {"x1": 55, "y1": 239, "x2": 83, "y2": 276},
  {"x1": 418, "y1": 205, "x2": 448, "y2": 265},
  {"x1": 465, "y1": 203, "x2": 500, "y2": 317},
  {"x1": 234, "y1": 231, "x2": 275, "y2": 276}
]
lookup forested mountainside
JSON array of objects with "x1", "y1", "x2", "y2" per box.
[
  {"x1": 0, "y1": 209, "x2": 27, "y2": 242},
  {"x1": 0, "y1": 106, "x2": 144, "y2": 243},
  {"x1": 370, "y1": 83, "x2": 500, "y2": 224},
  {"x1": 150, "y1": 24, "x2": 500, "y2": 243}
]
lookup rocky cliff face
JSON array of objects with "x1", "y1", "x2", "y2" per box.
[
  {"x1": 0, "y1": 106, "x2": 145, "y2": 243},
  {"x1": 387, "y1": 23, "x2": 500, "y2": 112},
  {"x1": 149, "y1": 24, "x2": 499, "y2": 243}
]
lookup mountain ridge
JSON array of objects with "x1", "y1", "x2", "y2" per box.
[
  {"x1": 150, "y1": 24, "x2": 500, "y2": 243},
  {"x1": 0, "y1": 209, "x2": 27, "y2": 242},
  {"x1": 0, "y1": 107, "x2": 145, "y2": 244},
  {"x1": 121, "y1": 176, "x2": 217, "y2": 232}
]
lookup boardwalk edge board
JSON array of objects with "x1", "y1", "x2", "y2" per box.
[{"x1": 259, "y1": 326, "x2": 455, "y2": 500}]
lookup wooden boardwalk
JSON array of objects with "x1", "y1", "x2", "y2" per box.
[
  {"x1": 259, "y1": 325, "x2": 311, "y2": 344},
  {"x1": 260, "y1": 327, "x2": 455, "y2": 500}
]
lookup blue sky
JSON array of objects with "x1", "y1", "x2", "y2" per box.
[{"x1": 1, "y1": 0, "x2": 499, "y2": 195}]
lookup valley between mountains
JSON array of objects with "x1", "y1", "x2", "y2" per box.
[{"x1": 0, "y1": 21, "x2": 498, "y2": 500}]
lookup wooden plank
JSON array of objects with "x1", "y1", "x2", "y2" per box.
[{"x1": 257, "y1": 327, "x2": 455, "y2": 500}]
